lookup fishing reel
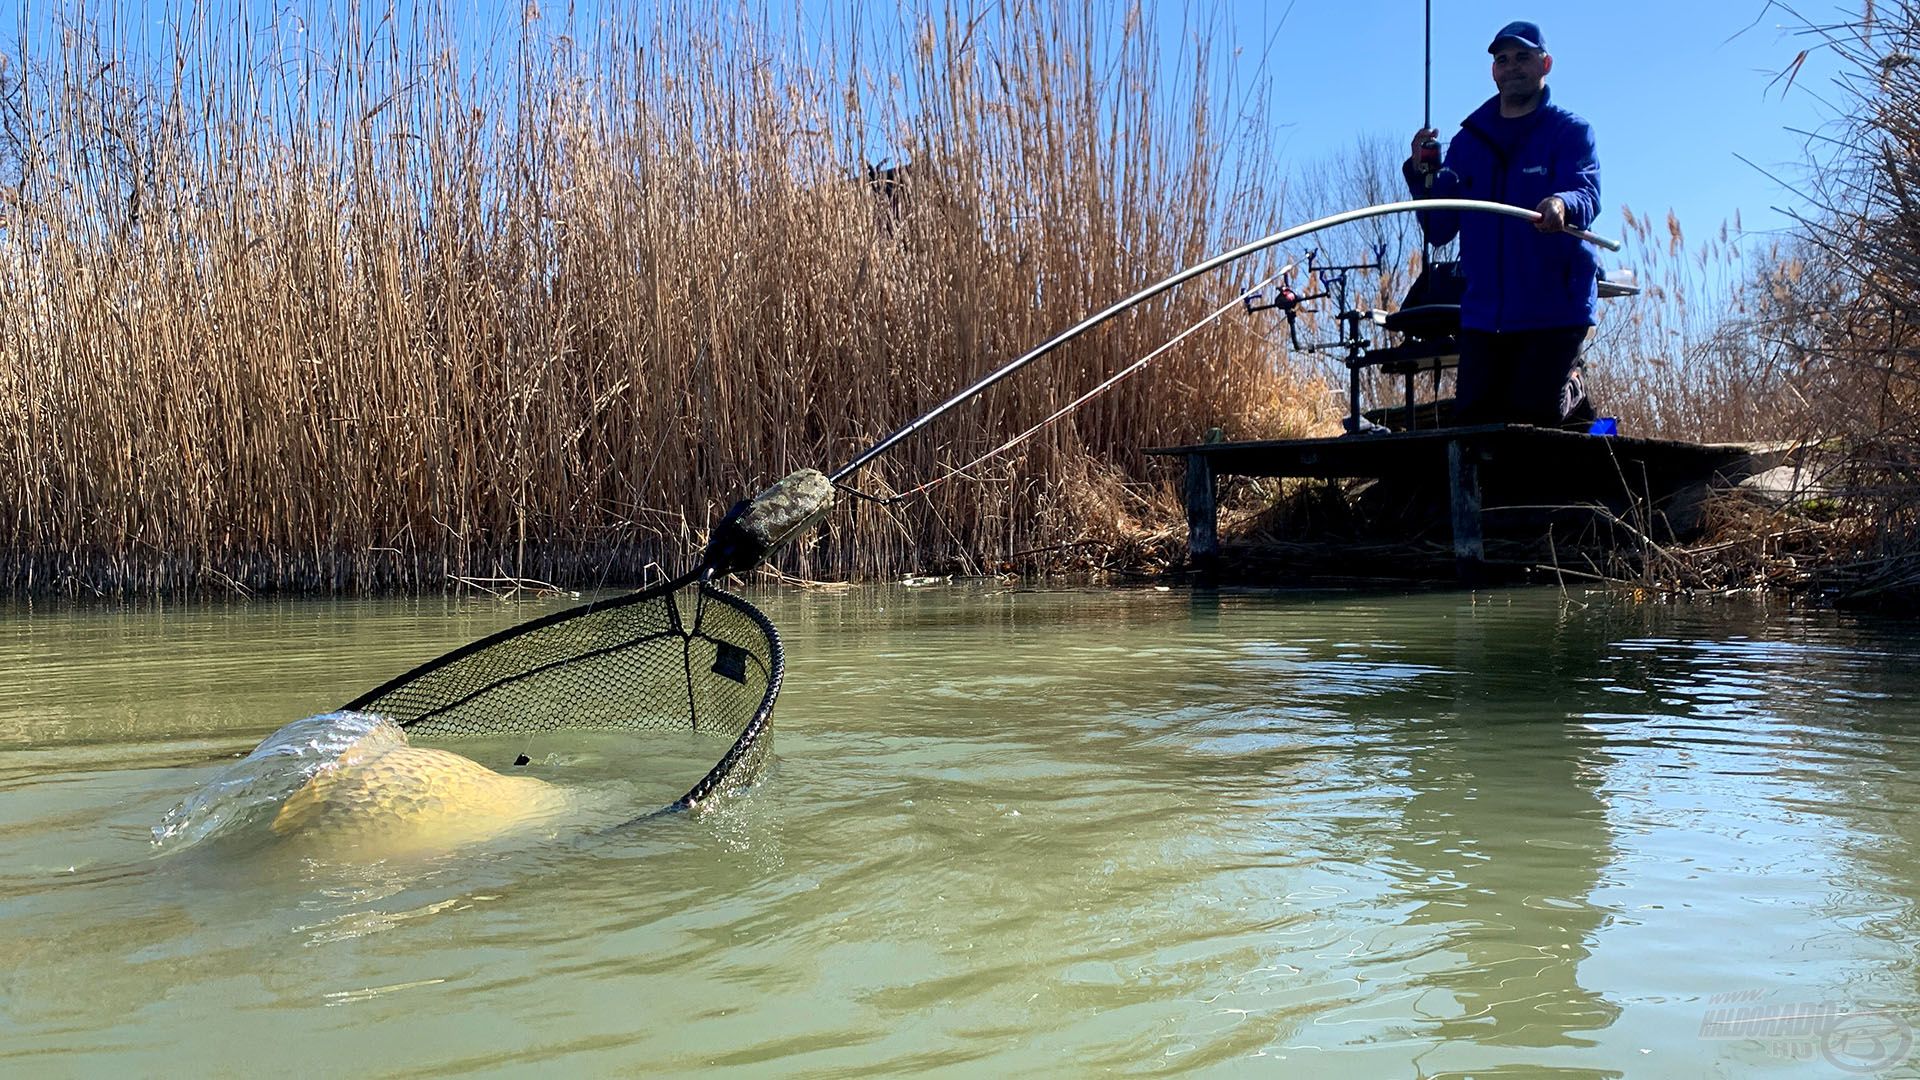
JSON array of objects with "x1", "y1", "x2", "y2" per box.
[
  {"x1": 1244, "y1": 243, "x2": 1397, "y2": 436},
  {"x1": 1243, "y1": 244, "x2": 1388, "y2": 354},
  {"x1": 1243, "y1": 273, "x2": 1323, "y2": 349},
  {"x1": 1415, "y1": 135, "x2": 1442, "y2": 186}
]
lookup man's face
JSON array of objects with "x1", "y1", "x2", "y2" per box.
[{"x1": 1490, "y1": 43, "x2": 1552, "y2": 100}]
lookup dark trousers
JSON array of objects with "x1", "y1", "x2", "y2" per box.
[{"x1": 1454, "y1": 327, "x2": 1590, "y2": 426}]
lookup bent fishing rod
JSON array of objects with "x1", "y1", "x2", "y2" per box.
[
  {"x1": 700, "y1": 197, "x2": 1621, "y2": 574},
  {"x1": 827, "y1": 197, "x2": 1620, "y2": 488}
]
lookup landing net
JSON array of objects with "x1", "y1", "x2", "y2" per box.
[{"x1": 343, "y1": 571, "x2": 781, "y2": 812}]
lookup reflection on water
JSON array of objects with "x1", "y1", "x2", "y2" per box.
[{"x1": 2, "y1": 588, "x2": 1919, "y2": 1076}]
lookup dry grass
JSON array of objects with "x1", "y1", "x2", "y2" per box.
[
  {"x1": 0, "y1": 1, "x2": 1319, "y2": 595},
  {"x1": 1582, "y1": 208, "x2": 1811, "y2": 444},
  {"x1": 1592, "y1": 0, "x2": 1920, "y2": 607}
]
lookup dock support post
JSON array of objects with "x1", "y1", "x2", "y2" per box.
[
  {"x1": 1447, "y1": 439, "x2": 1484, "y2": 576},
  {"x1": 1184, "y1": 452, "x2": 1219, "y2": 565}
]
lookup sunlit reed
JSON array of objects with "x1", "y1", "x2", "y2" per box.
[{"x1": 0, "y1": 0, "x2": 1315, "y2": 594}]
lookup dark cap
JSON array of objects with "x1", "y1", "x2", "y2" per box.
[{"x1": 1487, "y1": 20, "x2": 1545, "y2": 53}]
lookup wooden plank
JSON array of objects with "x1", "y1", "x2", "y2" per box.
[
  {"x1": 1146, "y1": 425, "x2": 1771, "y2": 487},
  {"x1": 1448, "y1": 439, "x2": 1484, "y2": 566},
  {"x1": 1143, "y1": 425, "x2": 1800, "y2": 578},
  {"x1": 1184, "y1": 452, "x2": 1219, "y2": 562}
]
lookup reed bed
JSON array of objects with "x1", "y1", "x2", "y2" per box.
[
  {"x1": 0, "y1": 1, "x2": 1315, "y2": 595},
  {"x1": 1588, "y1": 0, "x2": 1920, "y2": 607},
  {"x1": 1583, "y1": 209, "x2": 1806, "y2": 444}
]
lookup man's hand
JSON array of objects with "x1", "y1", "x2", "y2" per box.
[
  {"x1": 1410, "y1": 127, "x2": 1440, "y2": 164},
  {"x1": 1534, "y1": 195, "x2": 1568, "y2": 232}
]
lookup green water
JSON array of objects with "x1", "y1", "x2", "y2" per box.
[{"x1": 5, "y1": 586, "x2": 1920, "y2": 1077}]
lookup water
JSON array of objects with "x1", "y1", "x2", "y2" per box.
[{"x1": 4, "y1": 586, "x2": 1919, "y2": 1076}]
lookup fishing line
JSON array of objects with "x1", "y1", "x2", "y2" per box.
[
  {"x1": 829, "y1": 198, "x2": 1622, "y2": 500},
  {"x1": 244, "y1": 199, "x2": 1620, "y2": 837},
  {"x1": 854, "y1": 267, "x2": 1295, "y2": 507}
]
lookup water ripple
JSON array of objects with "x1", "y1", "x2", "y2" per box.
[{"x1": 4, "y1": 589, "x2": 1920, "y2": 1074}]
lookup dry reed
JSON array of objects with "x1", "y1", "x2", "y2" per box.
[
  {"x1": 1598, "y1": 0, "x2": 1920, "y2": 607},
  {"x1": 0, "y1": 0, "x2": 1318, "y2": 595}
]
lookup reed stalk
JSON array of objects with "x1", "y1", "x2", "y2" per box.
[{"x1": 0, "y1": 0, "x2": 1315, "y2": 595}]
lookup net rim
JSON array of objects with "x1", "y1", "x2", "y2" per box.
[
  {"x1": 340, "y1": 567, "x2": 706, "y2": 714},
  {"x1": 340, "y1": 569, "x2": 783, "y2": 818},
  {"x1": 672, "y1": 582, "x2": 783, "y2": 810}
]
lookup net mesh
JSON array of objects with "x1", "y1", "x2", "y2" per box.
[{"x1": 343, "y1": 575, "x2": 781, "y2": 810}]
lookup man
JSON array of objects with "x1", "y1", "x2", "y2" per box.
[{"x1": 1404, "y1": 20, "x2": 1601, "y2": 426}]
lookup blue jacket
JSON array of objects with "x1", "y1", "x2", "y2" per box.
[{"x1": 1402, "y1": 86, "x2": 1601, "y2": 332}]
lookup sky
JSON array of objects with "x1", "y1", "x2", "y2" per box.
[
  {"x1": 14, "y1": 0, "x2": 1845, "y2": 256},
  {"x1": 343, "y1": 0, "x2": 1837, "y2": 249},
  {"x1": 754, "y1": 0, "x2": 1847, "y2": 276},
  {"x1": 1191, "y1": 0, "x2": 1838, "y2": 243}
]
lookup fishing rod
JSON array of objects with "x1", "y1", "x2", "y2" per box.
[
  {"x1": 879, "y1": 264, "x2": 1298, "y2": 505},
  {"x1": 1424, "y1": 0, "x2": 1432, "y2": 135},
  {"x1": 826, "y1": 198, "x2": 1621, "y2": 489},
  {"x1": 1417, "y1": 0, "x2": 1441, "y2": 269}
]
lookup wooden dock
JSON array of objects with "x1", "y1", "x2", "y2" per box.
[{"x1": 1147, "y1": 425, "x2": 1786, "y2": 579}]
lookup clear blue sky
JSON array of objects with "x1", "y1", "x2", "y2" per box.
[
  {"x1": 1205, "y1": 1, "x2": 1834, "y2": 241},
  {"x1": 763, "y1": 1, "x2": 1840, "y2": 254},
  {"x1": 35, "y1": 0, "x2": 1838, "y2": 248}
]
